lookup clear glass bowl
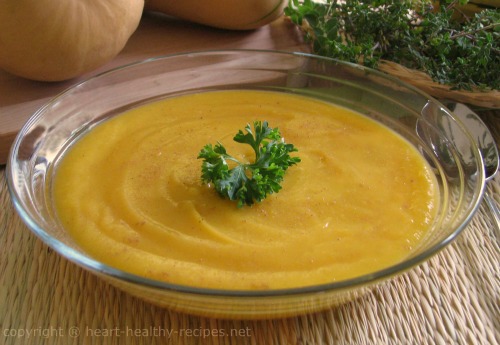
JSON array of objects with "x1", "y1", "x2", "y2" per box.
[{"x1": 7, "y1": 50, "x2": 485, "y2": 319}]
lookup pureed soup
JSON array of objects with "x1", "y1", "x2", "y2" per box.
[{"x1": 53, "y1": 90, "x2": 439, "y2": 290}]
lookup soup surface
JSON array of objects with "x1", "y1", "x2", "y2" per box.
[{"x1": 54, "y1": 90, "x2": 439, "y2": 290}]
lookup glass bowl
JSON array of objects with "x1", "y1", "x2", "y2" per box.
[{"x1": 7, "y1": 50, "x2": 485, "y2": 319}]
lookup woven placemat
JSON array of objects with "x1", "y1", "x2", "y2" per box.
[{"x1": 1, "y1": 115, "x2": 499, "y2": 345}]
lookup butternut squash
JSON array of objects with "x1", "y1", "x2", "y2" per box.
[
  {"x1": 144, "y1": 0, "x2": 286, "y2": 30},
  {"x1": 0, "y1": 0, "x2": 144, "y2": 81}
]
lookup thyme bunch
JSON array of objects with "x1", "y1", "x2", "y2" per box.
[{"x1": 285, "y1": 0, "x2": 499, "y2": 91}]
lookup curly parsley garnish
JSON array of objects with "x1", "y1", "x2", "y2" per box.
[{"x1": 197, "y1": 121, "x2": 301, "y2": 207}]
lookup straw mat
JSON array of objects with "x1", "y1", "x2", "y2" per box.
[{"x1": 1, "y1": 114, "x2": 499, "y2": 345}]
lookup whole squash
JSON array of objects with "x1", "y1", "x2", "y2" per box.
[
  {"x1": 0, "y1": 0, "x2": 144, "y2": 82},
  {"x1": 144, "y1": 0, "x2": 286, "y2": 30}
]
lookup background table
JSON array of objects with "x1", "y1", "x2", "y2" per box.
[{"x1": 1, "y1": 13, "x2": 499, "y2": 345}]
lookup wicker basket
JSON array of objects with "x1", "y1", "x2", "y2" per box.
[
  {"x1": 377, "y1": 60, "x2": 500, "y2": 109},
  {"x1": 289, "y1": 0, "x2": 500, "y2": 110}
]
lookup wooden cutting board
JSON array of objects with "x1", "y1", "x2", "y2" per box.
[{"x1": 0, "y1": 13, "x2": 308, "y2": 165}]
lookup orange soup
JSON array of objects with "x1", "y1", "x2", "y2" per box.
[{"x1": 53, "y1": 90, "x2": 439, "y2": 290}]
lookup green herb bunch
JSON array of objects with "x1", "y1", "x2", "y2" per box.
[
  {"x1": 285, "y1": 0, "x2": 499, "y2": 91},
  {"x1": 198, "y1": 121, "x2": 301, "y2": 207}
]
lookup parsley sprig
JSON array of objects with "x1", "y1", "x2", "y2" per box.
[
  {"x1": 285, "y1": 0, "x2": 499, "y2": 91},
  {"x1": 198, "y1": 121, "x2": 301, "y2": 207}
]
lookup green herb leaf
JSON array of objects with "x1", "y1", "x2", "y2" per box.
[
  {"x1": 285, "y1": 0, "x2": 500, "y2": 91},
  {"x1": 198, "y1": 121, "x2": 301, "y2": 207}
]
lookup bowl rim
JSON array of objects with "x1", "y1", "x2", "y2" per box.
[{"x1": 6, "y1": 49, "x2": 486, "y2": 297}]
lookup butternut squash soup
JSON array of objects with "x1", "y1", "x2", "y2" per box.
[{"x1": 53, "y1": 90, "x2": 439, "y2": 290}]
